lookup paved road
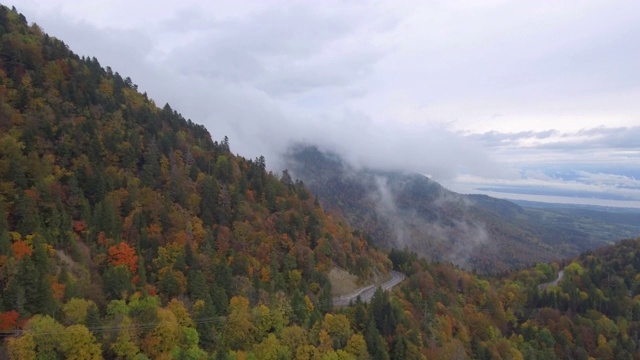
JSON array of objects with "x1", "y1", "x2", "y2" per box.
[
  {"x1": 538, "y1": 270, "x2": 564, "y2": 291},
  {"x1": 333, "y1": 271, "x2": 405, "y2": 307}
]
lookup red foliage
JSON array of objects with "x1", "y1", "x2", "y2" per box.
[
  {"x1": 0, "y1": 310, "x2": 19, "y2": 332},
  {"x1": 108, "y1": 242, "x2": 138, "y2": 273},
  {"x1": 145, "y1": 284, "x2": 157, "y2": 296}
]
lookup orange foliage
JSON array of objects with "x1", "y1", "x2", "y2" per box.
[
  {"x1": 172, "y1": 230, "x2": 189, "y2": 245},
  {"x1": 51, "y1": 281, "x2": 66, "y2": 301},
  {"x1": 246, "y1": 189, "x2": 255, "y2": 202},
  {"x1": 11, "y1": 240, "x2": 32, "y2": 260},
  {"x1": 174, "y1": 270, "x2": 187, "y2": 294},
  {"x1": 24, "y1": 188, "x2": 38, "y2": 201},
  {"x1": 324, "y1": 216, "x2": 339, "y2": 237},
  {"x1": 108, "y1": 242, "x2": 138, "y2": 273},
  {"x1": 146, "y1": 223, "x2": 163, "y2": 243},
  {"x1": 190, "y1": 217, "x2": 205, "y2": 245},
  {"x1": 280, "y1": 234, "x2": 293, "y2": 249},
  {"x1": 260, "y1": 267, "x2": 270, "y2": 282},
  {"x1": 73, "y1": 220, "x2": 87, "y2": 233},
  {"x1": 97, "y1": 232, "x2": 110, "y2": 247},
  {"x1": 0, "y1": 310, "x2": 19, "y2": 332}
]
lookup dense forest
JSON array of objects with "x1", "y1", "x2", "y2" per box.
[
  {"x1": 0, "y1": 6, "x2": 391, "y2": 359},
  {"x1": 1, "y1": 5, "x2": 640, "y2": 359}
]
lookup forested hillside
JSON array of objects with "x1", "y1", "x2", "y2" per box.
[
  {"x1": 0, "y1": 6, "x2": 391, "y2": 358},
  {"x1": 2, "y1": 5, "x2": 640, "y2": 360},
  {"x1": 378, "y1": 237, "x2": 640, "y2": 359}
]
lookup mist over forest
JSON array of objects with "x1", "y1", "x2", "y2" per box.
[{"x1": 2, "y1": 3, "x2": 640, "y2": 360}]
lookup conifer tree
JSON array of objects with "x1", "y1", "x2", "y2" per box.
[
  {"x1": 85, "y1": 304, "x2": 101, "y2": 335},
  {"x1": 159, "y1": 268, "x2": 180, "y2": 299},
  {"x1": 364, "y1": 318, "x2": 389, "y2": 360},
  {"x1": 0, "y1": 200, "x2": 10, "y2": 256},
  {"x1": 103, "y1": 265, "x2": 133, "y2": 300}
]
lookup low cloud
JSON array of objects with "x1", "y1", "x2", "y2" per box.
[
  {"x1": 367, "y1": 175, "x2": 490, "y2": 267},
  {"x1": 17, "y1": 1, "x2": 640, "y2": 208}
]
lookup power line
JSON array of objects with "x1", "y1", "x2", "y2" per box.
[{"x1": 5, "y1": 296, "x2": 336, "y2": 337}]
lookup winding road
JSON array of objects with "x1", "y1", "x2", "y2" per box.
[
  {"x1": 332, "y1": 271, "x2": 405, "y2": 307},
  {"x1": 538, "y1": 270, "x2": 564, "y2": 291}
]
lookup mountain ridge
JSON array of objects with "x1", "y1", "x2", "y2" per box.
[{"x1": 285, "y1": 144, "x2": 640, "y2": 272}]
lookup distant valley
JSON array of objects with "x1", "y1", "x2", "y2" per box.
[{"x1": 285, "y1": 145, "x2": 640, "y2": 273}]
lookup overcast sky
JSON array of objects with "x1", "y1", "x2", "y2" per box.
[{"x1": 16, "y1": 0, "x2": 640, "y2": 208}]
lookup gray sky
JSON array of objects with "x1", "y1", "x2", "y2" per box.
[{"x1": 16, "y1": 0, "x2": 640, "y2": 208}]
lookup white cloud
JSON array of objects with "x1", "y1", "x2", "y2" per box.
[{"x1": 14, "y1": 0, "x2": 640, "y2": 207}]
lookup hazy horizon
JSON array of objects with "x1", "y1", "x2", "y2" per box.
[{"x1": 16, "y1": 0, "x2": 640, "y2": 208}]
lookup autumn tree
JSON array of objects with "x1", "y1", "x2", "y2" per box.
[
  {"x1": 108, "y1": 241, "x2": 138, "y2": 273},
  {"x1": 224, "y1": 296, "x2": 256, "y2": 350},
  {"x1": 60, "y1": 324, "x2": 103, "y2": 360}
]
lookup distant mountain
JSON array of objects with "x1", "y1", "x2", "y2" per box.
[{"x1": 285, "y1": 145, "x2": 640, "y2": 272}]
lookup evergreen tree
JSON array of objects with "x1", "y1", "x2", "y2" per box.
[
  {"x1": 390, "y1": 335, "x2": 407, "y2": 360},
  {"x1": 159, "y1": 268, "x2": 180, "y2": 299},
  {"x1": 291, "y1": 290, "x2": 307, "y2": 325},
  {"x1": 184, "y1": 241, "x2": 196, "y2": 270},
  {"x1": 0, "y1": 200, "x2": 10, "y2": 256},
  {"x1": 211, "y1": 285, "x2": 229, "y2": 316},
  {"x1": 194, "y1": 299, "x2": 217, "y2": 350},
  {"x1": 103, "y1": 265, "x2": 133, "y2": 300},
  {"x1": 352, "y1": 297, "x2": 368, "y2": 332},
  {"x1": 188, "y1": 270, "x2": 210, "y2": 302},
  {"x1": 19, "y1": 255, "x2": 40, "y2": 315},
  {"x1": 136, "y1": 254, "x2": 147, "y2": 288},
  {"x1": 14, "y1": 194, "x2": 40, "y2": 236},
  {"x1": 318, "y1": 281, "x2": 333, "y2": 314},
  {"x1": 85, "y1": 304, "x2": 101, "y2": 335},
  {"x1": 3, "y1": 274, "x2": 26, "y2": 314},
  {"x1": 364, "y1": 318, "x2": 389, "y2": 360},
  {"x1": 215, "y1": 349, "x2": 228, "y2": 360}
]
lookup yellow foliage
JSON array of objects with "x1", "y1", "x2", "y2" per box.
[
  {"x1": 141, "y1": 307, "x2": 182, "y2": 359},
  {"x1": 62, "y1": 298, "x2": 94, "y2": 325},
  {"x1": 60, "y1": 324, "x2": 103, "y2": 360},
  {"x1": 167, "y1": 299, "x2": 194, "y2": 327},
  {"x1": 7, "y1": 334, "x2": 37, "y2": 360}
]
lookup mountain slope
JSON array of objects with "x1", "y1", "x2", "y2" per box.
[
  {"x1": 285, "y1": 145, "x2": 637, "y2": 272},
  {"x1": 386, "y1": 236, "x2": 640, "y2": 359},
  {"x1": 0, "y1": 7, "x2": 391, "y2": 358}
]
